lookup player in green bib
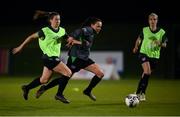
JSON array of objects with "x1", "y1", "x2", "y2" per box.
[
  {"x1": 35, "y1": 17, "x2": 104, "y2": 103},
  {"x1": 12, "y1": 11, "x2": 72, "y2": 102},
  {"x1": 132, "y1": 13, "x2": 168, "y2": 101}
]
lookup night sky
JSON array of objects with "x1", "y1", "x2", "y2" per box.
[{"x1": 0, "y1": 0, "x2": 179, "y2": 25}]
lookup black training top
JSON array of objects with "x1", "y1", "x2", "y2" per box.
[{"x1": 68, "y1": 26, "x2": 96, "y2": 60}]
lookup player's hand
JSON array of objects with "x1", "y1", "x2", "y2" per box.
[
  {"x1": 66, "y1": 37, "x2": 82, "y2": 48},
  {"x1": 132, "y1": 47, "x2": 138, "y2": 54},
  {"x1": 153, "y1": 40, "x2": 161, "y2": 46},
  {"x1": 66, "y1": 41, "x2": 73, "y2": 48},
  {"x1": 66, "y1": 37, "x2": 74, "y2": 48},
  {"x1": 12, "y1": 46, "x2": 23, "y2": 55}
]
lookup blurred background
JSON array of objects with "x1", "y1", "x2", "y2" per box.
[{"x1": 0, "y1": 0, "x2": 179, "y2": 78}]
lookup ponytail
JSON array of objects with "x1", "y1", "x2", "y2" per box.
[
  {"x1": 33, "y1": 10, "x2": 60, "y2": 23},
  {"x1": 33, "y1": 10, "x2": 50, "y2": 20}
]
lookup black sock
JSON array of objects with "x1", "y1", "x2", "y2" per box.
[
  {"x1": 44, "y1": 78, "x2": 61, "y2": 90},
  {"x1": 136, "y1": 78, "x2": 143, "y2": 94},
  {"x1": 56, "y1": 75, "x2": 70, "y2": 96},
  {"x1": 84, "y1": 75, "x2": 102, "y2": 93},
  {"x1": 26, "y1": 77, "x2": 41, "y2": 90},
  {"x1": 136, "y1": 74, "x2": 150, "y2": 94},
  {"x1": 141, "y1": 74, "x2": 150, "y2": 94}
]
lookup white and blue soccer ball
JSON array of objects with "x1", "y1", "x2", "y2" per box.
[{"x1": 125, "y1": 94, "x2": 139, "y2": 107}]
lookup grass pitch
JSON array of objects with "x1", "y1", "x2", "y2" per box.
[{"x1": 0, "y1": 76, "x2": 180, "y2": 116}]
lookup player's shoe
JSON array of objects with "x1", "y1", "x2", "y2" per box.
[
  {"x1": 137, "y1": 93, "x2": 146, "y2": 101},
  {"x1": 21, "y1": 85, "x2": 29, "y2": 100},
  {"x1": 139, "y1": 93, "x2": 146, "y2": 101},
  {"x1": 83, "y1": 90, "x2": 96, "y2": 101},
  {"x1": 55, "y1": 95, "x2": 70, "y2": 104},
  {"x1": 36, "y1": 85, "x2": 46, "y2": 98}
]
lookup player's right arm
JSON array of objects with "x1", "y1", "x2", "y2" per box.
[
  {"x1": 12, "y1": 33, "x2": 39, "y2": 54},
  {"x1": 66, "y1": 29, "x2": 82, "y2": 48},
  {"x1": 133, "y1": 36, "x2": 142, "y2": 54},
  {"x1": 66, "y1": 36, "x2": 82, "y2": 47},
  {"x1": 133, "y1": 30, "x2": 143, "y2": 54}
]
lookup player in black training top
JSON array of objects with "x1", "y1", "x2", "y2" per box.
[{"x1": 36, "y1": 17, "x2": 104, "y2": 104}]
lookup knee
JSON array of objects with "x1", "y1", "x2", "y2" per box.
[
  {"x1": 96, "y1": 71, "x2": 104, "y2": 78},
  {"x1": 40, "y1": 77, "x2": 49, "y2": 84},
  {"x1": 147, "y1": 72, "x2": 151, "y2": 75},
  {"x1": 144, "y1": 70, "x2": 151, "y2": 75},
  {"x1": 63, "y1": 70, "x2": 72, "y2": 78}
]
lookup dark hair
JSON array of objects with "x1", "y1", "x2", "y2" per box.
[
  {"x1": 48, "y1": 12, "x2": 60, "y2": 21},
  {"x1": 81, "y1": 17, "x2": 102, "y2": 27},
  {"x1": 33, "y1": 10, "x2": 60, "y2": 24}
]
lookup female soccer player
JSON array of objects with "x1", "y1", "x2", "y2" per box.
[
  {"x1": 35, "y1": 17, "x2": 104, "y2": 103},
  {"x1": 132, "y1": 13, "x2": 168, "y2": 101},
  {"x1": 12, "y1": 11, "x2": 73, "y2": 102}
]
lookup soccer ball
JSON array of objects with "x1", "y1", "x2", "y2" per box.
[{"x1": 125, "y1": 94, "x2": 139, "y2": 107}]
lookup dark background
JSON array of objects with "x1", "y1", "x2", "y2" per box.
[
  {"x1": 0, "y1": 0, "x2": 179, "y2": 25},
  {"x1": 0, "y1": 0, "x2": 179, "y2": 78}
]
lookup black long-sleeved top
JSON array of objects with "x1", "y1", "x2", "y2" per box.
[{"x1": 68, "y1": 26, "x2": 96, "y2": 60}]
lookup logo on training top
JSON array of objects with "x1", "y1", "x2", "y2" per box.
[
  {"x1": 142, "y1": 57, "x2": 146, "y2": 61},
  {"x1": 53, "y1": 36, "x2": 61, "y2": 40}
]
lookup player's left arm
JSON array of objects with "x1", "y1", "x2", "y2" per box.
[
  {"x1": 154, "y1": 34, "x2": 168, "y2": 48},
  {"x1": 160, "y1": 34, "x2": 168, "y2": 48}
]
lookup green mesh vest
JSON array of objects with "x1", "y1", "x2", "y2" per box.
[
  {"x1": 38, "y1": 27, "x2": 65, "y2": 57},
  {"x1": 140, "y1": 27, "x2": 165, "y2": 59}
]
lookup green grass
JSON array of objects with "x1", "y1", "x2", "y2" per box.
[{"x1": 0, "y1": 76, "x2": 180, "y2": 116}]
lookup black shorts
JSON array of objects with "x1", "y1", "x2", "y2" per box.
[
  {"x1": 138, "y1": 53, "x2": 159, "y2": 70},
  {"x1": 42, "y1": 54, "x2": 61, "y2": 70},
  {"x1": 67, "y1": 56, "x2": 95, "y2": 73}
]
